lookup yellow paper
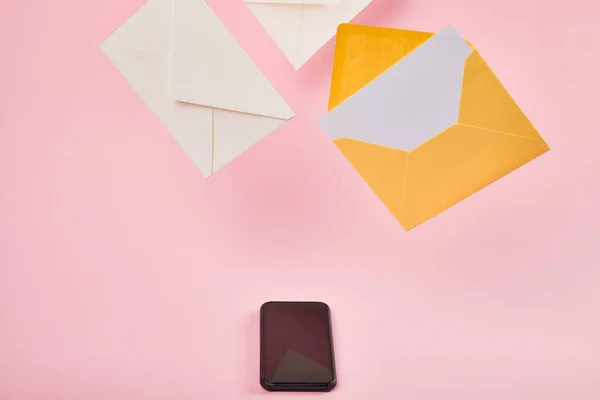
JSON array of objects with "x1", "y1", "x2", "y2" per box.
[{"x1": 325, "y1": 24, "x2": 549, "y2": 230}]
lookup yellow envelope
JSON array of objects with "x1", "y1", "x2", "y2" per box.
[{"x1": 319, "y1": 24, "x2": 549, "y2": 230}]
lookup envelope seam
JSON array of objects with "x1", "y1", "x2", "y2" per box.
[
  {"x1": 174, "y1": 99, "x2": 290, "y2": 121},
  {"x1": 457, "y1": 123, "x2": 545, "y2": 143}
]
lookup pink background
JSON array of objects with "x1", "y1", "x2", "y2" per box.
[{"x1": 1, "y1": 0, "x2": 600, "y2": 398}]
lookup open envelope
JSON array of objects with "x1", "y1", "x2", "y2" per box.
[
  {"x1": 101, "y1": 0, "x2": 294, "y2": 178},
  {"x1": 244, "y1": 0, "x2": 372, "y2": 69},
  {"x1": 318, "y1": 24, "x2": 550, "y2": 230}
]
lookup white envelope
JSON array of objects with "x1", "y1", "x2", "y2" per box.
[
  {"x1": 101, "y1": 0, "x2": 294, "y2": 178},
  {"x1": 244, "y1": 0, "x2": 373, "y2": 70}
]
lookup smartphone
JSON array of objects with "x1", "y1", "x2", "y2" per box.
[{"x1": 260, "y1": 301, "x2": 336, "y2": 392}]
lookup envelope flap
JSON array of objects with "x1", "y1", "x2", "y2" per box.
[
  {"x1": 245, "y1": 0, "x2": 371, "y2": 70},
  {"x1": 329, "y1": 24, "x2": 434, "y2": 110},
  {"x1": 171, "y1": 0, "x2": 294, "y2": 120},
  {"x1": 459, "y1": 51, "x2": 547, "y2": 143},
  {"x1": 319, "y1": 25, "x2": 473, "y2": 151}
]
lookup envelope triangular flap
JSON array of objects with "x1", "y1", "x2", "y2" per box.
[
  {"x1": 328, "y1": 24, "x2": 434, "y2": 111},
  {"x1": 244, "y1": 0, "x2": 372, "y2": 70},
  {"x1": 459, "y1": 51, "x2": 548, "y2": 144},
  {"x1": 171, "y1": 0, "x2": 294, "y2": 120},
  {"x1": 101, "y1": 0, "x2": 173, "y2": 53},
  {"x1": 318, "y1": 25, "x2": 474, "y2": 152}
]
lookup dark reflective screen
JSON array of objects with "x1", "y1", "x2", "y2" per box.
[{"x1": 261, "y1": 302, "x2": 334, "y2": 388}]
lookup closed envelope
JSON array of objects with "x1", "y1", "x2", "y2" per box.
[
  {"x1": 244, "y1": 0, "x2": 372, "y2": 70},
  {"x1": 101, "y1": 0, "x2": 294, "y2": 178},
  {"x1": 319, "y1": 24, "x2": 550, "y2": 230}
]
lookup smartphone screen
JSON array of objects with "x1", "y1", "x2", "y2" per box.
[{"x1": 260, "y1": 302, "x2": 336, "y2": 392}]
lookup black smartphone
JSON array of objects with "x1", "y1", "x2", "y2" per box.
[{"x1": 260, "y1": 301, "x2": 336, "y2": 392}]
